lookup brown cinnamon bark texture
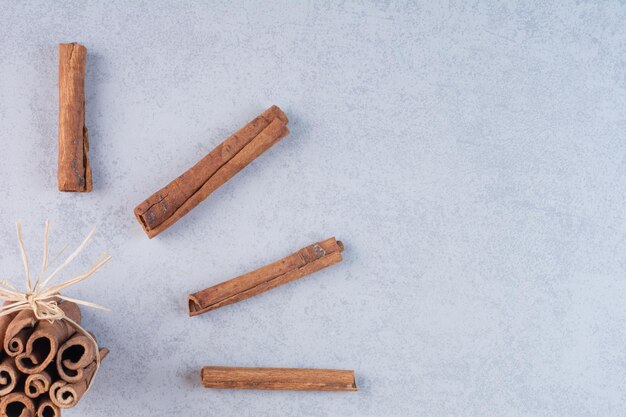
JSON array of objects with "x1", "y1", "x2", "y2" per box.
[
  {"x1": 0, "y1": 392, "x2": 36, "y2": 417},
  {"x1": 4, "y1": 310, "x2": 38, "y2": 357},
  {"x1": 200, "y1": 366, "x2": 358, "y2": 391},
  {"x1": 49, "y1": 348, "x2": 108, "y2": 409},
  {"x1": 134, "y1": 105, "x2": 289, "y2": 238},
  {"x1": 0, "y1": 357, "x2": 20, "y2": 396},
  {"x1": 24, "y1": 371, "x2": 52, "y2": 399},
  {"x1": 16, "y1": 302, "x2": 81, "y2": 374},
  {"x1": 58, "y1": 42, "x2": 91, "y2": 192},
  {"x1": 0, "y1": 309, "x2": 17, "y2": 355},
  {"x1": 56, "y1": 332, "x2": 97, "y2": 382},
  {"x1": 36, "y1": 399, "x2": 60, "y2": 417},
  {"x1": 188, "y1": 237, "x2": 344, "y2": 316}
]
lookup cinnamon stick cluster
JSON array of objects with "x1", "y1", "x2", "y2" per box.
[{"x1": 0, "y1": 302, "x2": 107, "y2": 417}]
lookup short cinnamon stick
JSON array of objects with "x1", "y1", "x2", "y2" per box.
[
  {"x1": 24, "y1": 371, "x2": 52, "y2": 399},
  {"x1": 56, "y1": 332, "x2": 97, "y2": 382},
  {"x1": 0, "y1": 308, "x2": 17, "y2": 355},
  {"x1": 134, "y1": 105, "x2": 289, "y2": 238},
  {"x1": 200, "y1": 366, "x2": 357, "y2": 391},
  {"x1": 16, "y1": 302, "x2": 81, "y2": 374},
  {"x1": 59, "y1": 42, "x2": 91, "y2": 192},
  {"x1": 0, "y1": 357, "x2": 20, "y2": 396},
  {"x1": 49, "y1": 348, "x2": 108, "y2": 409},
  {"x1": 4, "y1": 310, "x2": 38, "y2": 357},
  {"x1": 188, "y1": 237, "x2": 344, "y2": 316},
  {"x1": 0, "y1": 392, "x2": 35, "y2": 417},
  {"x1": 36, "y1": 399, "x2": 60, "y2": 417}
]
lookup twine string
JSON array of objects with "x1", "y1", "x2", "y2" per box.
[{"x1": 0, "y1": 221, "x2": 110, "y2": 393}]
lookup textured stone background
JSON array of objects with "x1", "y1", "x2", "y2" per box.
[{"x1": 0, "y1": 1, "x2": 625, "y2": 416}]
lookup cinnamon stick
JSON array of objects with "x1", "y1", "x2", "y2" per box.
[
  {"x1": 36, "y1": 399, "x2": 60, "y2": 417},
  {"x1": 134, "y1": 105, "x2": 289, "y2": 238},
  {"x1": 0, "y1": 392, "x2": 35, "y2": 417},
  {"x1": 49, "y1": 348, "x2": 108, "y2": 409},
  {"x1": 24, "y1": 371, "x2": 52, "y2": 399},
  {"x1": 200, "y1": 366, "x2": 358, "y2": 391},
  {"x1": 0, "y1": 308, "x2": 17, "y2": 355},
  {"x1": 59, "y1": 42, "x2": 91, "y2": 192},
  {"x1": 56, "y1": 333, "x2": 97, "y2": 382},
  {"x1": 188, "y1": 237, "x2": 344, "y2": 316},
  {"x1": 16, "y1": 302, "x2": 81, "y2": 374},
  {"x1": 3, "y1": 310, "x2": 38, "y2": 357},
  {"x1": 0, "y1": 357, "x2": 20, "y2": 396}
]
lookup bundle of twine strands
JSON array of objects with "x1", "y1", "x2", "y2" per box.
[{"x1": 0, "y1": 220, "x2": 110, "y2": 392}]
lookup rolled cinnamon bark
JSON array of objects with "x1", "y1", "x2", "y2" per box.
[
  {"x1": 200, "y1": 366, "x2": 358, "y2": 391},
  {"x1": 16, "y1": 302, "x2": 81, "y2": 374},
  {"x1": 4, "y1": 310, "x2": 38, "y2": 357},
  {"x1": 134, "y1": 105, "x2": 289, "y2": 238},
  {"x1": 56, "y1": 332, "x2": 97, "y2": 382},
  {"x1": 0, "y1": 309, "x2": 17, "y2": 355},
  {"x1": 0, "y1": 392, "x2": 36, "y2": 417},
  {"x1": 49, "y1": 348, "x2": 108, "y2": 409},
  {"x1": 58, "y1": 42, "x2": 91, "y2": 192},
  {"x1": 0, "y1": 357, "x2": 20, "y2": 396},
  {"x1": 36, "y1": 399, "x2": 60, "y2": 417},
  {"x1": 189, "y1": 237, "x2": 344, "y2": 316},
  {"x1": 24, "y1": 371, "x2": 52, "y2": 399}
]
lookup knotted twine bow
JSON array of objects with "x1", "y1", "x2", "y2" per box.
[{"x1": 0, "y1": 221, "x2": 111, "y2": 392}]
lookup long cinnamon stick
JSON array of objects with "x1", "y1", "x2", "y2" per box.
[
  {"x1": 59, "y1": 42, "x2": 91, "y2": 192},
  {"x1": 36, "y1": 399, "x2": 60, "y2": 417},
  {"x1": 0, "y1": 357, "x2": 20, "y2": 396},
  {"x1": 200, "y1": 366, "x2": 358, "y2": 391},
  {"x1": 188, "y1": 237, "x2": 344, "y2": 316},
  {"x1": 16, "y1": 302, "x2": 81, "y2": 374},
  {"x1": 134, "y1": 105, "x2": 289, "y2": 238},
  {"x1": 49, "y1": 348, "x2": 108, "y2": 409},
  {"x1": 56, "y1": 332, "x2": 97, "y2": 382},
  {"x1": 0, "y1": 392, "x2": 35, "y2": 417}
]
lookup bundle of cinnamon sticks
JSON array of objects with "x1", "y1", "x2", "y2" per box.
[{"x1": 0, "y1": 301, "x2": 107, "y2": 417}]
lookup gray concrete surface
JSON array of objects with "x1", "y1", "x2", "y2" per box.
[{"x1": 0, "y1": 1, "x2": 624, "y2": 416}]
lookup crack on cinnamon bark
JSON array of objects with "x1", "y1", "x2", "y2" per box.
[
  {"x1": 137, "y1": 191, "x2": 170, "y2": 226},
  {"x1": 68, "y1": 43, "x2": 75, "y2": 63},
  {"x1": 312, "y1": 244, "x2": 326, "y2": 258},
  {"x1": 70, "y1": 159, "x2": 85, "y2": 188}
]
